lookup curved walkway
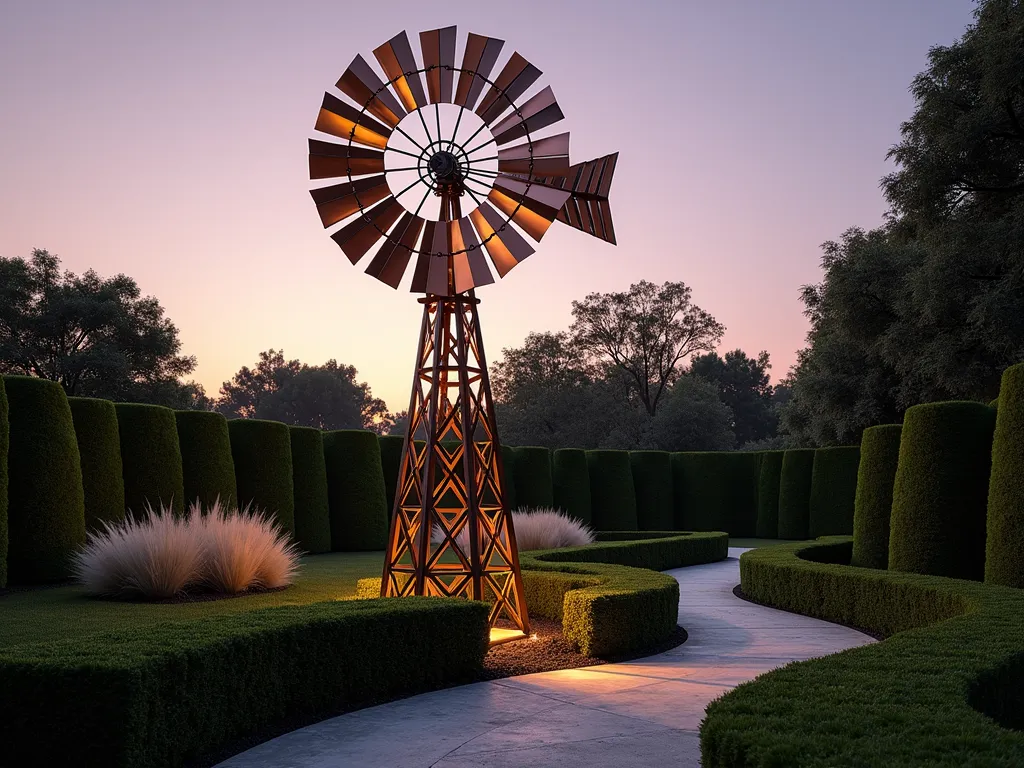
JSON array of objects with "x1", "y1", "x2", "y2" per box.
[{"x1": 218, "y1": 548, "x2": 874, "y2": 767}]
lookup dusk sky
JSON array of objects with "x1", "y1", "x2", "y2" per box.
[{"x1": 0, "y1": 1, "x2": 976, "y2": 412}]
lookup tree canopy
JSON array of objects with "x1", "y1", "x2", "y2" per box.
[{"x1": 689, "y1": 349, "x2": 778, "y2": 447}]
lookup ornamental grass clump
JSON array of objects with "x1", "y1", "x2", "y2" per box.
[
  {"x1": 72, "y1": 500, "x2": 300, "y2": 599},
  {"x1": 433, "y1": 507, "x2": 595, "y2": 552}
]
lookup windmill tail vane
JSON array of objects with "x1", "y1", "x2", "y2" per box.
[{"x1": 308, "y1": 26, "x2": 618, "y2": 642}]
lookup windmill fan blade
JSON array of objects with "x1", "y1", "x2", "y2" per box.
[
  {"x1": 309, "y1": 175, "x2": 391, "y2": 228},
  {"x1": 498, "y1": 132, "x2": 569, "y2": 160},
  {"x1": 365, "y1": 212, "x2": 425, "y2": 288},
  {"x1": 497, "y1": 132, "x2": 570, "y2": 176},
  {"x1": 420, "y1": 26, "x2": 457, "y2": 103},
  {"x1": 488, "y1": 177, "x2": 572, "y2": 241},
  {"x1": 455, "y1": 33, "x2": 504, "y2": 109},
  {"x1": 336, "y1": 55, "x2": 407, "y2": 127},
  {"x1": 535, "y1": 152, "x2": 618, "y2": 244},
  {"x1": 450, "y1": 218, "x2": 494, "y2": 292},
  {"x1": 490, "y1": 87, "x2": 564, "y2": 145},
  {"x1": 469, "y1": 202, "x2": 535, "y2": 277},
  {"x1": 308, "y1": 139, "x2": 386, "y2": 179},
  {"x1": 409, "y1": 221, "x2": 433, "y2": 293},
  {"x1": 314, "y1": 93, "x2": 392, "y2": 150},
  {"x1": 475, "y1": 53, "x2": 542, "y2": 125},
  {"x1": 330, "y1": 196, "x2": 405, "y2": 263},
  {"x1": 373, "y1": 31, "x2": 428, "y2": 112},
  {"x1": 424, "y1": 220, "x2": 452, "y2": 294}
]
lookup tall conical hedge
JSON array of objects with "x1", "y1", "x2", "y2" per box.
[
  {"x1": 512, "y1": 446, "x2": 554, "y2": 509},
  {"x1": 756, "y1": 451, "x2": 785, "y2": 539},
  {"x1": 175, "y1": 410, "x2": 236, "y2": 510},
  {"x1": 115, "y1": 403, "x2": 185, "y2": 517},
  {"x1": 889, "y1": 401, "x2": 995, "y2": 581},
  {"x1": 378, "y1": 435, "x2": 404, "y2": 519},
  {"x1": 323, "y1": 430, "x2": 388, "y2": 551},
  {"x1": 228, "y1": 419, "x2": 294, "y2": 534},
  {"x1": 986, "y1": 364, "x2": 1024, "y2": 587},
  {"x1": 289, "y1": 426, "x2": 331, "y2": 554},
  {"x1": 808, "y1": 446, "x2": 861, "y2": 538},
  {"x1": 501, "y1": 444, "x2": 517, "y2": 511},
  {"x1": 3, "y1": 376, "x2": 85, "y2": 584},
  {"x1": 68, "y1": 397, "x2": 125, "y2": 531},
  {"x1": 630, "y1": 451, "x2": 674, "y2": 530},
  {"x1": 0, "y1": 379, "x2": 8, "y2": 588},
  {"x1": 586, "y1": 450, "x2": 637, "y2": 531},
  {"x1": 851, "y1": 424, "x2": 902, "y2": 569},
  {"x1": 552, "y1": 448, "x2": 591, "y2": 525},
  {"x1": 777, "y1": 448, "x2": 815, "y2": 539}
]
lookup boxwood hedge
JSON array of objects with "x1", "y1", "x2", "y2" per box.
[
  {"x1": 986, "y1": 363, "x2": 1024, "y2": 587},
  {"x1": 888, "y1": 401, "x2": 995, "y2": 580},
  {"x1": 228, "y1": 418, "x2": 295, "y2": 534},
  {"x1": 501, "y1": 444, "x2": 517, "y2": 510},
  {"x1": 512, "y1": 446, "x2": 554, "y2": 509},
  {"x1": 68, "y1": 398, "x2": 125, "y2": 531},
  {"x1": 851, "y1": 424, "x2": 902, "y2": 569},
  {"x1": 671, "y1": 452, "x2": 759, "y2": 536},
  {"x1": 755, "y1": 451, "x2": 784, "y2": 539},
  {"x1": 175, "y1": 410, "x2": 237, "y2": 510},
  {"x1": 552, "y1": 448, "x2": 592, "y2": 524},
  {"x1": 0, "y1": 598, "x2": 488, "y2": 768},
  {"x1": 586, "y1": 450, "x2": 638, "y2": 531},
  {"x1": 3, "y1": 376, "x2": 86, "y2": 584},
  {"x1": 323, "y1": 430, "x2": 388, "y2": 551},
  {"x1": 377, "y1": 434, "x2": 404, "y2": 518},
  {"x1": 288, "y1": 426, "x2": 331, "y2": 554},
  {"x1": 630, "y1": 451, "x2": 674, "y2": 531},
  {"x1": 700, "y1": 538, "x2": 1024, "y2": 767},
  {"x1": 0, "y1": 378, "x2": 8, "y2": 587},
  {"x1": 808, "y1": 445, "x2": 861, "y2": 538},
  {"x1": 777, "y1": 448, "x2": 815, "y2": 539},
  {"x1": 115, "y1": 403, "x2": 185, "y2": 517}
]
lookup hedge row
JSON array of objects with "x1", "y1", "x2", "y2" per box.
[
  {"x1": 552, "y1": 448, "x2": 591, "y2": 525},
  {"x1": 512, "y1": 446, "x2": 554, "y2": 508},
  {"x1": 755, "y1": 451, "x2": 783, "y2": 539},
  {"x1": 808, "y1": 445, "x2": 860, "y2": 538},
  {"x1": 289, "y1": 426, "x2": 331, "y2": 554},
  {"x1": 777, "y1": 448, "x2": 814, "y2": 539},
  {"x1": 68, "y1": 398, "x2": 125, "y2": 531},
  {"x1": 630, "y1": 451, "x2": 674, "y2": 531},
  {"x1": 700, "y1": 538, "x2": 1024, "y2": 767},
  {"x1": 115, "y1": 403, "x2": 184, "y2": 517},
  {"x1": 851, "y1": 424, "x2": 902, "y2": 569},
  {"x1": 672, "y1": 452, "x2": 758, "y2": 536},
  {"x1": 323, "y1": 430, "x2": 388, "y2": 551},
  {"x1": 175, "y1": 410, "x2": 236, "y2": 510},
  {"x1": 986, "y1": 363, "x2": 1024, "y2": 587},
  {"x1": 228, "y1": 419, "x2": 295, "y2": 534},
  {"x1": 0, "y1": 598, "x2": 489, "y2": 768},
  {"x1": 587, "y1": 450, "x2": 638, "y2": 531}
]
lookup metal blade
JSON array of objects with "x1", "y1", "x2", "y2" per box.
[
  {"x1": 330, "y1": 196, "x2": 405, "y2": 263},
  {"x1": 596, "y1": 199, "x2": 616, "y2": 245},
  {"x1": 308, "y1": 139, "x2": 386, "y2": 179},
  {"x1": 420, "y1": 26, "x2": 457, "y2": 104},
  {"x1": 455, "y1": 33, "x2": 504, "y2": 109},
  {"x1": 490, "y1": 87, "x2": 564, "y2": 145},
  {"x1": 497, "y1": 132, "x2": 569, "y2": 160},
  {"x1": 493, "y1": 176, "x2": 572, "y2": 215},
  {"x1": 475, "y1": 53, "x2": 542, "y2": 125},
  {"x1": 409, "y1": 221, "x2": 433, "y2": 293},
  {"x1": 336, "y1": 55, "x2": 407, "y2": 127},
  {"x1": 314, "y1": 92, "x2": 393, "y2": 150},
  {"x1": 365, "y1": 212, "x2": 425, "y2": 288},
  {"x1": 425, "y1": 221, "x2": 451, "y2": 294},
  {"x1": 309, "y1": 175, "x2": 391, "y2": 228},
  {"x1": 487, "y1": 179, "x2": 570, "y2": 241},
  {"x1": 469, "y1": 202, "x2": 535, "y2": 276},
  {"x1": 497, "y1": 156, "x2": 571, "y2": 176},
  {"x1": 373, "y1": 31, "x2": 428, "y2": 112},
  {"x1": 450, "y1": 218, "x2": 494, "y2": 292}
]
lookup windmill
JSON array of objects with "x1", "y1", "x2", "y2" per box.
[{"x1": 308, "y1": 26, "x2": 617, "y2": 644}]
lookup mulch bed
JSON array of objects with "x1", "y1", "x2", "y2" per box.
[{"x1": 731, "y1": 584, "x2": 887, "y2": 641}]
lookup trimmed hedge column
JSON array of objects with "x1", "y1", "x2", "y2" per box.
[
  {"x1": 289, "y1": 426, "x2": 331, "y2": 554},
  {"x1": 586, "y1": 450, "x2": 638, "y2": 531},
  {"x1": 68, "y1": 398, "x2": 125, "y2": 531},
  {"x1": 851, "y1": 424, "x2": 902, "y2": 569},
  {"x1": 175, "y1": 410, "x2": 236, "y2": 510},
  {"x1": 378, "y1": 435, "x2": 404, "y2": 518},
  {"x1": 552, "y1": 448, "x2": 592, "y2": 525},
  {"x1": 115, "y1": 403, "x2": 185, "y2": 517},
  {"x1": 889, "y1": 401, "x2": 995, "y2": 581},
  {"x1": 323, "y1": 430, "x2": 388, "y2": 551},
  {"x1": 756, "y1": 451, "x2": 785, "y2": 539},
  {"x1": 986, "y1": 364, "x2": 1024, "y2": 587},
  {"x1": 228, "y1": 419, "x2": 295, "y2": 535},
  {"x1": 671, "y1": 452, "x2": 759, "y2": 535},
  {"x1": 808, "y1": 446, "x2": 861, "y2": 538},
  {"x1": 630, "y1": 451, "x2": 674, "y2": 531},
  {"x1": 777, "y1": 448, "x2": 815, "y2": 539},
  {"x1": 501, "y1": 444, "x2": 517, "y2": 511},
  {"x1": 512, "y1": 446, "x2": 554, "y2": 509},
  {"x1": 0, "y1": 379, "x2": 8, "y2": 588},
  {"x1": 3, "y1": 376, "x2": 86, "y2": 584}
]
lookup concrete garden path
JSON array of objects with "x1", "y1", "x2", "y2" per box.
[{"x1": 218, "y1": 548, "x2": 874, "y2": 768}]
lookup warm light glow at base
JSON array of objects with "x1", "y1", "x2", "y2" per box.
[{"x1": 489, "y1": 628, "x2": 530, "y2": 647}]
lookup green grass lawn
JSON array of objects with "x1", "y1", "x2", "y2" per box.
[{"x1": 0, "y1": 551, "x2": 384, "y2": 648}]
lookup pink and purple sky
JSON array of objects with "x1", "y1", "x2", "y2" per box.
[{"x1": 0, "y1": 1, "x2": 975, "y2": 411}]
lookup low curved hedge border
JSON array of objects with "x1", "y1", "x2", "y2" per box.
[{"x1": 700, "y1": 538, "x2": 1024, "y2": 767}]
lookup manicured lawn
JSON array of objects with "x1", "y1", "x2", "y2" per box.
[{"x1": 0, "y1": 550, "x2": 384, "y2": 647}]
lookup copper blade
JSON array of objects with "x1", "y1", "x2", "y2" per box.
[
  {"x1": 497, "y1": 132, "x2": 570, "y2": 161},
  {"x1": 597, "y1": 152, "x2": 618, "y2": 197},
  {"x1": 455, "y1": 33, "x2": 504, "y2": 109},
  {"x1": 450, "y1": 218, "x2": 494, "y2": 292},
  {"x1": 487, "y1": 178, "x2": 571, "y2": 241},
  {"x1": 490, "y1": 87, "x2": 564, "y2": 145},
  {"x1": 410, "y1": 220, "x2": 435, "y2": 293},
  {"x1": 330, "y1": 196, "x2": 405, "y2": 264},
  {"x1": 309, "y1": 175, "x2": 391, "y2": 228},
  {"x1": 493, "y1": 176, "x2": 572, "y2": 215},
  {"x1": 308, "y1": 139, "x2": 386, "y2": 179},
  {"x1": 365, "y1": 212, "x2": 425, "y2": 288},
  {"x1": 420, "y1": 26, "x2": 456, "y2": 104},
  {"x1": 576, "y1": 196, "x2": 594, "y2": 236},
  {"x1": 476, "y1": 53, "x2": 542, "y2": 125},
  {"x1": 590, "y1": 200, "x2": 607, "y2": 241},
  {"x1": 470, "y1": 202, "x2": 534, "y2": 276},
  {"x1": 497, "y1": 156, "x2": 571, "y2": 176},
  {"x1": 597, "y1": 199, "x2": 616, "y2": 245},
  {"x1": 314, "y1": 92, "x2": 392, "y2": 150},
  {"x1": 336, "y1": 54, "x2": 407, "y2": 127},
  {"x1": 373, "y1": 31, "x2": 428, "y2": 111},
  {"x1": 425, "y1": 221, "x2": 451, "y2": 294}
]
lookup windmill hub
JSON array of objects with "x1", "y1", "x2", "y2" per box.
[{"x1": 428, "y1": 150, "x2": 462, "y2": 185}]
